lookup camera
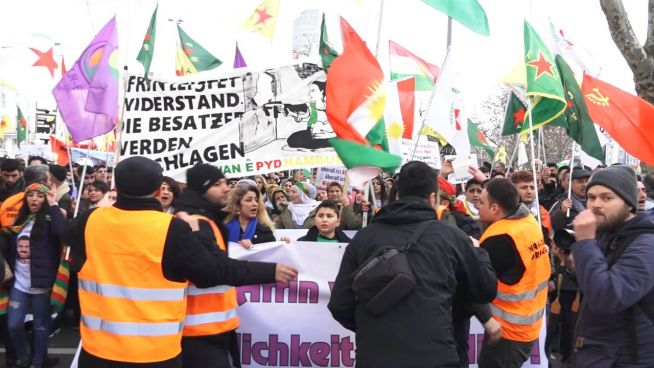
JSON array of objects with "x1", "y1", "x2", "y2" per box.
[{"x1": 553, "y1": 228, "x2": 576, "y2": 254}]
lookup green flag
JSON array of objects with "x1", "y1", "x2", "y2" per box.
[
  {"x1": 136, "y1": 4, "x2": 158, "y2": 77},
  {"x1": 502, "y1": 92, "x2": 527, "y2": 136},
  {"x1": 320, "y1": 13, "x2": 338, "y2": 72},
  {"x1": 553, "y1": 55, "x2": 604, "y2": 161},
  {"x1": 468, "y1": 119, "x2": 495, "y2": 159},
  {"x1": 524, "y1": 21, "x2": 566, "y2": 132},
  {"x1": 16, "y1": 106, "x2": 26, "y2": 147},
  {"x1": 422, "y1": 0, "x2": 489, "y2": 36},
  {"x1": 177, "y1": 25, "x2": 222, "y2": 72}
]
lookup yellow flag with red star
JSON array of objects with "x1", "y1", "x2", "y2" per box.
[
  {"x1": 0, "y1": 115, "x2": 13, "y2": 139},
  {"x1": 241, "y1": 0, "x2": 280, "y2": 40}
]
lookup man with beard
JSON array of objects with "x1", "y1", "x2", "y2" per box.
[
  {"x1": 565, "y1": 166, "x2": 654, "y2": 367},
  {"x1": 174, "y1": 163, "x2": 297, "y2": 368}
]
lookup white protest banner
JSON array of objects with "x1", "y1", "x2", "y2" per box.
[
  {"x1": 121, "y1": 63, "x2": 342, "y2": 182},
  {"x1": 230, "y1": 241, "x2": 548, "y2": 367},
  {"x1": 70, "y1": 148, "x2": 115, "y2": 166},
  {"x1": 314, "y1": 166, "x2": 347, "y2": 188},
  {"x1": 17, "y1": 144, "x2": 53, "y2": 161}
]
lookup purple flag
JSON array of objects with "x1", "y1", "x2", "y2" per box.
[
  {"x1": 233, "y1": 42, "x2": 247, "y2": 69},
  {"x1": 53, "y1": 17, "x2": 119, "y2": 143}
]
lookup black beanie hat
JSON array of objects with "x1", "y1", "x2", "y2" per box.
[
  {"x1": 115, "y1": 156, "x2": 163, "y2": 197},
  {"x1": 186, "y1": 164, "x2": 225, "y2": 194},
  {"x1": 587, "y1": 166, "x2": 638, "y2": 213},
  {"x1": 49, "y1": 164, "x2": 67, "y2": 182}
]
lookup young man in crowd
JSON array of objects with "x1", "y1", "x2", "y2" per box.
[
  {"x1": 476, "y1": 178, "x2": 551, "y2": 368},
  {"x1": 94, "y1": 164, "x2": 108, "y2": 183},
  {"x1": 48, "y1": 164, "x2": 73, "y2": 218},
  {"x1": 299, "y1": 200, "x2": 351, "y2": 242},
  {"x1": 511, "y1": 170, "x2": 553, "y2": 237},
  {"x1": 329, "y1": 161, "x2": 497, "y2": 367},
  {"x1": 463, "y1": 178, "x2": 484, "y2": 220},
  {"x1": 564, "y1": 166, "x2": 654, "y2": 367},
  {"x1": 304, "y1": 182, "x2": 362, "y2": 230},
  {"x1": 27, "y1": 156, "x2": 48, "y2": 166},
  {"x1": 637, "y1": 178, "x2": 647, "y2": 212},
  {"x1": 0, "y1": 159, "x2": 25, "y2": 202},
  {"x1": 550, "y1": 168, "x2": 590, "y2": 231},
  {"x1": 173, "y1": 163, "x2": 297, "y2": 368}
]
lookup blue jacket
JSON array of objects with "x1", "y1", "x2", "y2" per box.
[
  {"x1": 572, "y1": 212, "x2": 654, "y2": 356},
  {"x1": 8, "y1": 205, "x2": 66, "y2": 289}
]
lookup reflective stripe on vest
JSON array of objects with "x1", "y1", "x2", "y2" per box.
[
  {"x1": 495, "y1": 280, "x2": 549, "y2": 303},
  {"x1": 489, "y1": 304, "x2": 545, "y2": 325},
  {"x1": 184, "y1": 309, "x2": 239, "y2": 326},
  {"x1": 79, "y1": 279, "x2": 186, "y2": 301},
  {"x1": 79, "y1": 207, "x2": 187, "y2": 363},
  {"x1": 480, "y1": 213, "x2": 551, "y2": 342},
  {"x1": 82, "y1": 315, "x2": 183, "y2": 336},
  {"x1": 183, "y1": 215, "x2": 239, "y2": 337}
]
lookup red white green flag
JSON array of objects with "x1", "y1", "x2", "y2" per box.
[
  {"x1": 389, "y1": 40, "x2": 440, "y2": 91},
  {"x1": 326, "y1": 18, "x2": 401, "y2": 181}
]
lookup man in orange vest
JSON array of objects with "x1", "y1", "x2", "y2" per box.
[
  {"x1": 174, "y1": 163, "x2": 287, "y2": 368},
  {"x1": 476, "y1": 178, "x2": 551, "y2": 368},
  {"x1": 66, "y1": 157, "x2": 298, "y2": 368}
]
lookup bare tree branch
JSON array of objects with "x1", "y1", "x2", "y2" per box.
[
  {"x1": 645, "y1": 0, "x2": 654, "y2": 56},
  {"x1": 600, "y1": 0, "x2": 647, "y2": 75}
]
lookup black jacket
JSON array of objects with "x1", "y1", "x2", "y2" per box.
[
  {"x1": 328, "y1": 196, "x2": 497, "y2": 368},
  {"x1": 8, "y1": 205, "x2": 65, "y2": 289},
  {"x1": 66, "y1": 195, "x2": 277, "y2": 368},
  {"x1": 298, "y1": 226, "x2": 351, "y2": 242}
]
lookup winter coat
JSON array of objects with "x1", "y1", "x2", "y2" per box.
[
  {"x1": 8, "y1": 205, "x2": 65, "y2": 289},
  {"x1": 572, "y1": 212, "x2": 654, "y2": 366},
  {"x1": 328, "y1": 196, "x2": 497, "y2": 368},
  {"x1": 298, "y1": 226, "x2": 351, "y2": 242}
]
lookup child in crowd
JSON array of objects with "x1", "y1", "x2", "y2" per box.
[{"x1": 298, "y1": 201, "x2": 351, "y2": 243}]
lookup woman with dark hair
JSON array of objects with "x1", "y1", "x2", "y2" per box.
[
  {"x1": 284, "y1": 81, "x2": 335, "y2": 151},
  {"x1": 268, "y1": 187, "x2": 290, "y2": 224},
  {"x1": 156, "y1": 176, "x2": 181, "y2": 214},
  {"x1": 371, "y1": 176, "x2": 389, "y2": 209},
  {"x1": 6, "y1": 183, "x2": 65, "y2": 368},
  {"x1": 223, "y1": 185, "x2": 277, "y2": 249}
]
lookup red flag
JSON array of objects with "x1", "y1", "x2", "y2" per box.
[
  {"x1": 581, "y1": 73, "x2": 654, "y2": 165},
  {"x1": 50, "y1": 136, "x2": 70, "y2": 166},
  {"x1": 397, "y1": 77, "x2": 415, "y2": 139}
]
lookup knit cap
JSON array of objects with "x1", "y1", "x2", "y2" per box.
[
  {"x1": 186, "y1": 164, "x2": 225, "y2": 194},
  {"x1": 586, "y1": 165, "x2": 638, "y2": 213}
]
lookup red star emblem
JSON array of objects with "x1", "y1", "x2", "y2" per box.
[
  {"x1": 566, "y1": 98, "x2": 573, "y2": 108},
  {"x1": 476, "y1": 132, "x2": 488, "y2": 145},
  {"x1": 513, "y1": 107, "x2": 526, "y2": 127},
  {"x1": 30, "y1": 47, "x2": 58, "y2": 78},
  {"x1": 184, "y1": 47, "x2": 192, "y2": 56},
  {"x1": 527, "y1": 52, "x2": 554, "y2": 79},
  {"x1": 256, "y1": 8, "x2": 272, "y2": 24},
  {"x1": 19, "y1": 118, "x2": 27, "y2": 128},
  {"x1": 144, "y1": 34, "x2": 152, "y2": 42}
]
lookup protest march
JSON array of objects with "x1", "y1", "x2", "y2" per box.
[{"x1": 1, "y1": 1, "x2": 654, "y2": 367}]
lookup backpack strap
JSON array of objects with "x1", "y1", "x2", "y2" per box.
[{"x1": 402, "y1": 220, "x2": 436, "y2": 251}]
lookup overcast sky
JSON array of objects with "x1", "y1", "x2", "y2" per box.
[{"x1": 0, "y1": 0, "x2": 647, "y2": 109}]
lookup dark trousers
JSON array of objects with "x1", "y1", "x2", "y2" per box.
[
  {"x1": 79, "y1": 348, "x2": 182, "y2": 368},
  {"x1": 478, "y1": 338, "x2": 535, "y2": 368},
  {"x1": 558, "y1": 290, "x2": 577, "y2": 360},
  {"x1": 181, "y1": 337, "x2": 234, "y2": 368},
  {"x1": 287, "y1": 130, "x2": 330, "y2": 149},
  {"x1": 0, "y1": 314, "x2": 16, "y2": 365}
]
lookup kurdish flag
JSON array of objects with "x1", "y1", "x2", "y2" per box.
[
  {"x1": 50, "y1": 248, "x2": 71, "y2": 312},
  {"x1": 136, "y1": 4, "x2": 157, "y2": 77},
  {"x1": 523, "y1": 21, "x2": 566, "y2": 132},
  {"x1": 175, "y1": 25, "x2": 222, "y2": 76},
  {"x1": 389, "y1": 40, "x2": 440, "y2": 91},
  {"x1": 326, "y1": 18, "x2": 401, "y2": 181}
]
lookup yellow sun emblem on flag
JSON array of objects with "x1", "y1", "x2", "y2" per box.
[
  {"x1": 387, "y1": 121, "x2": 404, "y2": 139},
  {"x1": 366, "y1": 82, "x2": 386, "y2": 124}
]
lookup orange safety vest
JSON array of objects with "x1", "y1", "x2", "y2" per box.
[
  {"x1": 480, "y1": 214, "x2": 551, "y2": 342},
  {"x1": 0, "y1": 192, "x2": 24, "y2": 227},
  {"x1": 183, "y1": 215, "x2": 239, "y2": 337},
  {"x1": 78, "y1": 207, "x2": 187, "y2": 363}
]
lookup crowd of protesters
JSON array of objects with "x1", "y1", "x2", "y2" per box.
[{"x1": 0, "y1": 154, "x2": 652, "y2": 367}]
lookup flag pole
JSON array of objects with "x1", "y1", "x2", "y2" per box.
[
  {"x1": 526, "y1": 99, "x2": 541, "y2": 226},
  {"x1": 505, "y1": 136, "x2": 520, "y2": 172},
  {"x1": 374, "y1": 0, "x2": 385, "y2": 58},
  {"x1": 73, "y1": 163, "x2": 87, "y2": 219},
  {"x1": 540, "y1": 127, "x2": 547, "y2": 164},
  {"x1": 566, "y1": 142, "x2": 576, "y2": 217},
  {"x1": 111, "y1": 66, "x2": 131, "y2": 189}
]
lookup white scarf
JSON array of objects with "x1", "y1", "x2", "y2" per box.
[{"x1": 288, "y1": 189, "x2": 319, "y2": 227}]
